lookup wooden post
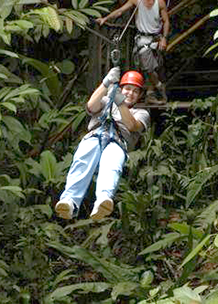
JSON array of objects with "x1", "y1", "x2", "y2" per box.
[{"x1": 88, "y1": 24, "x2": 102, "y2": 93}]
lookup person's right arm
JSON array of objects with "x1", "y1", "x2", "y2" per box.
[
  {"x1": 96, "y1": 0, "x2": 136, "y2": 26},
  {"x1": 86, "y1": 84, "x2": 108, "y2": 114}
]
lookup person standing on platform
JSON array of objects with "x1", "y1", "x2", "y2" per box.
[{"x1": 96, "y1": 0, "x2": 170, "y2": 104}]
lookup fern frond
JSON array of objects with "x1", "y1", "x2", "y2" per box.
[
  {"x1": 186, "y1": 165, "x2": 218, "y2": 208},
  {"x1": 194, "y1": 200, "x2": 218, "y2": 229},
  {"x1": 127, "y1": 149, "x2": 147, "y2": 170}
]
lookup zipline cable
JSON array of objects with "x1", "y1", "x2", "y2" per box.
[{"x1": 117, "y1": 0, "x2": 142, "y2": 43}]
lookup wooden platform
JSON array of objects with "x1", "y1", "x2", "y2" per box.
[{"x1": 137, "y1": 101, "x2": 192, "y2": 110}]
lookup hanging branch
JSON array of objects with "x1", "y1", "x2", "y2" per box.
[
  {"x1": 166, "y1": 14, "x2": 210, "y2": 52},
  {"x1": 58, "y1": 60, "x2": 89, "y2": 109}
]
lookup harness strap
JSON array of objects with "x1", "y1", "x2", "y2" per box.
[
  {"x1": 91, "y1": 83, "x2": 127, "y2": 154},
  {"x1": 98, "y1": 83, "x2": 119, "y2": 124},
  {"x1": 133, "y1": 32, "x2": 161, "y2": 54}
]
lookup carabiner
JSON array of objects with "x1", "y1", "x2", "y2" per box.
[{"x1": 111, "y1": 48, "x2": 120, "y2": 66}]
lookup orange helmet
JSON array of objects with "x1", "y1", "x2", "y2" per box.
[{"x1": 120, "y1": 71, "x2": 144, "y2": 88}]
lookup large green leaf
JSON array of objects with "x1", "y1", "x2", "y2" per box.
[
  {"x1": 40, "y1": 150, "x2": 58, "y2": 182},
  {"x1": 63, "y1": 10, "x2": 88, "y2": 27},
  {"x1": 0, "y1": 1, "x2": 14, "y2": 19},
  {"x1": 180, "y1": 235, "x2": 211, "y2": 268},
  {"x1": 34, "y1": 204, "x2": 53, "y2": 218},
  {"x1": 56, "y1": 59, "x2": 75, "y2": 75},
  {"x1": 214, "y1": 234, "x2": 218, "y2": 247},
  {"x1": 93, "y1": 0, "x2": 113, "y2": 4},
  {"x1": 25, "y1": 157, "x2": 42, "y2": 177},
  {"x1": 21, "y1": 56, "x2": 61, "y2": 99},
  {"x1": 0, "y1": 49, "x2": 19, "y2": 57},
  {"x1": 139, "y1": 233, "x2": 181, "y2": 255},
  {"x1": 2, "y1": 115, "x2": 31, "y2": 144},
  {"x1": 213, "y1": 30, "x2": 218, "y2": 41},
  {"x1": 71, "y1": 0, "x2": 78, "y2": 9},
  {"x1": 47, "y1": 282, "x2": 111, "y2": 301},
  {"x1": 0, "y1": 260, "x2": 9, "y2": 277},
  {"x1": 0, "y1": 64, "x2": 23, "y2": 84},
  {"x1": 205, "y1": 290, "x2": 218, "y2": 304},
  {"x1": 0, "y1": 73, "x2": 8, "y2": 79},
  {"x1": 48, "y1": 242, "x2": 143, "y2": 283},
  {"x1": 3, "y1": 84, "x2": 39, "y2": 101},
  {"x1": 168, "y1": 222, "x2": 203, "y2": 240},
  {"x1": 52, "y1": 269, "x2": 77, "y2": 288},
  {"x1": 111, "y1": 282, "x2": 138, "y2": 301},
  {"x1": 210, "y1": 9, "x2": 218, "y2": 17},
  {"x1": 204, "y1": 41, "x2": 218, "y2": 56},
  {"x1": 0, "y1": 185, "x2": 24, "y2": 199},
  {"x1": 79, "y1": 8, "x2": 101, "y2": 18},
  {"x1": 0, "y1": 102, "x2": 17, "y2": 113},
  {"x1": 6, "y1": 19, "x2": 33, "y2": 30},
  {"x1": 90, "y1": 6, "x2": 110, "y2": 13},
  {"x1": 79, "y1": 0, "x2": 89, "y2": 9},
  {"x1": 71, "y1": 110, "x2": 86, "y2": 131},
  {"x1": 173, "y1": 286, "x2": 202, "y2": 303}
]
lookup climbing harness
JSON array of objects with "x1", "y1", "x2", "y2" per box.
[
  {"x1": 91, "y1": 83, "x2": 127, "y2": 153},
  {"x1": 133, "y1": 32, "x2": 161, "y2": 55}
]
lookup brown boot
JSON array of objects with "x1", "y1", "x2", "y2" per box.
[
  {"x1": 156, "y1": 83, "x2": 167, "y2": 104},
  {"x1": 146, "y1": 92, "x2": 158, "y2": 104}
]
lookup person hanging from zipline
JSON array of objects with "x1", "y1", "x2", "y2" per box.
[
  {"x1": 55, "y1": 67, "x2": 150, "y2": 220},
  {"x1": 96, "y1": 0, "x2": 170, "y2": 105}
]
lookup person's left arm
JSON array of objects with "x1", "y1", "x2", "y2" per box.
[
  {"x1": 117, "y1": 103, "x2": 145, "y2": 132},
  {"x1": 159, "y1": 0, "x2": 170, "y2": 51}
]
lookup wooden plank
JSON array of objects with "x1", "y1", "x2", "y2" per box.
[
  {"x1": 168, "y1": 84, "x2": 218, "y2": 89},
  {"x1": 136, "y1": 102, "x2": 192, "y2": 109},
  {"x1": 180, "y1": 70, "x2": 218, "y2": 75}
]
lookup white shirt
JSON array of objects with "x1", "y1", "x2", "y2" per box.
[{"x1": 135, "y1": 0, "x2": 162, "y2": 34}]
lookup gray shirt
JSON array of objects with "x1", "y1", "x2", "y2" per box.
[{"x1": 87, "y1": 95, "x2": 150, "y2": 151}]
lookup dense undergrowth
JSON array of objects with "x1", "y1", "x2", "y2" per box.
[{"x1": 1, "y1": 1, "x2": 218, "y2": 303}]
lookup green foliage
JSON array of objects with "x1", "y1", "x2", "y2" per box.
[
  {"x1": 186, "y1": 165, "x2": 218, "y2": 208},
  {"x1": 25, "y1": 150, "x2": 72, "y2": 185},
  {"x1": 0, "y1": 0, "x2": 112, "y2": 43},
  {"x1": 204, "y1": 8, "x2": 218, "y2": 59},
  {"x1": 1, "y1": 1, "x2": 218, "y2": 303},
  {"x1": 139, "y1": 233, "x2": 182, "y2": 256}
]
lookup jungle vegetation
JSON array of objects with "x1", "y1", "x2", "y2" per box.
[{"x1": 1, "y1": 0, "x2": 218, "y2": 303}]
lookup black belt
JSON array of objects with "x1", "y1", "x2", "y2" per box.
[{"x1": 136, "y1": 30, "x2": 159, "y2": 37}]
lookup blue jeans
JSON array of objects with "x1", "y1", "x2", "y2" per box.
[{"x1": 60, "y1": 134, "x2": 126, "y2": 210}]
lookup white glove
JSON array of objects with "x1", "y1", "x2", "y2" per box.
[
  {"x1": 102, "y1": 67, "x2": 120, "y2": 88},
  {"x1": 114, "y1": 87, "x2": 126, "y2": 107}
]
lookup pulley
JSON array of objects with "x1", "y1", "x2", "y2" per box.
[{"x1": 111, "y1": 34, "x2": 120, "y2": 67}]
